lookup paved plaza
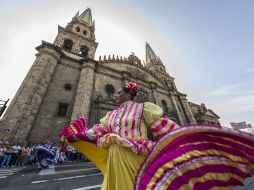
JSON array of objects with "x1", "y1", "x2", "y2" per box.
[{"x1": 0, "y1": 162, "x2": 102, "y2": 190}]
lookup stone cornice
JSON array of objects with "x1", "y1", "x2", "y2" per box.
[
  {"x1": 178, "y1": 92, "x2": 188, "y2": 97},
  {"x1": 36, "y1": 41, "x2": 98, "y2": 65},
  {"x1": 100, "y1": 61, "x2": 170, "y2": 89},
  {"x1": 60, "y1": 61, "x2": 81, "y2": 70},
  {"x1": 97, "y1": 64, "x2": 171, "y2": 94},
  {"x1": 82, "y1": 62, "x2": 96, "y2": 70}
]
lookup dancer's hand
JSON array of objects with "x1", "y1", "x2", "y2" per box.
[
  {"x1": 60, "y1": 135, "x2": 79, "y2": 144},
  {"x1": 59, "y1": 116, "x2": 88, "y2": 143}
]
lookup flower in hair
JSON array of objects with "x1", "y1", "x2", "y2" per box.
[{"x1": 125, "y1": 82, "x2": 140, "y2": 94}]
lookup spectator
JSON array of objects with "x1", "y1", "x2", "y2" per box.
[
  {"x1": 1, "y1": 145, "x2": 13, "y2": 167},
  {"x1": 16, "y1": 145, "x2": 30, "y2": 166},
  {"x1": 0, "y1": 141, "x2": 87, "y2": 167},
  {"x1": 66, "y1": 145, "x2": 72, "y2": 160},
  {"x1": 10, "y1": 143, "x2": 21, "y2": 167},
  {"x1": 0, "y1": 144, "x2": 5, "y2": 164},
  {"x1": 27, "y1": 145, "x2": 36, "y2": 165}
]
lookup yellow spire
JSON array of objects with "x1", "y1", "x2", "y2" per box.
[{"x1": 78, "y1": 8, "x2": 93, "y2": 26}]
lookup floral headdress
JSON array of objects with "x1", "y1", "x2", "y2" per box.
[{"x1": 125, "y1": 82, "x2": 140, "y2": 96}]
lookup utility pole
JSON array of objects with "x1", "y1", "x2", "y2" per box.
[{"x1": 0, "y1": 99, "x2": 9, "y2": 117}]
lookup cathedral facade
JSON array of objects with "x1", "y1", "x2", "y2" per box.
[{"x1": 0, "y1": 8, "x2": 220, "y2": 143}]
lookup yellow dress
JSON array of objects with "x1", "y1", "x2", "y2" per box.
[
  {"x1": 62, "y1": 102, "x2": 254, "y2": 189},
  {"x1": 66, "y1": 101, "x2": 178, "y2": 190}
]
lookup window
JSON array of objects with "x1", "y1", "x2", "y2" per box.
[
  {"x1": 75, "y1": 27, "x2": 80, "y2": 32},
  {"x1": 64, "y1": 83, "x2": 72, "y2": 91},
  {"x1": 57, "y1": 103, "x2": 69, "y2": 117},
  {"x1": 105, "y1": 84, "x2": 115, "y2": 97},
  {"x1": 63, "y1": 39, "x2": 73, "y2": 51},
  {"x1": 80, "y1": 46, "x2": 89, "y2": 58}
]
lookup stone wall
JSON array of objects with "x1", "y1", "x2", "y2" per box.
[
  {"x1": 27, "y1": 59, "x2": 81, "y2": 143},
  {"x1": 0, "y1": 45, "x2": 61, "y2": 143}
]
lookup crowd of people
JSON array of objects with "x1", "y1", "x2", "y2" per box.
[{"x1": 0, "y1": 140, "x2": 87, "y2": 168}]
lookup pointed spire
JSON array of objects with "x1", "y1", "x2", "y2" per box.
[
  {"x1": 78, "y1": 8, "x2": 94, "y2": 26},
  {"x1": 146, "y1": 42, "x2": 161, "y2": 65},
  {"x1": 74, "y1": 11, "x2": 79, "y2": 18}
]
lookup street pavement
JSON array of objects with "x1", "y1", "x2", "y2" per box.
[
  {"x1": 0, "y1": 162, "x2": 103, "y2": 190},
  {"x1": 0, "y1": 162, "x2": 254, "y2": 190}
]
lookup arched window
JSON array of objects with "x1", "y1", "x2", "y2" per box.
[
  {"x1": 83, "y1": 30, "x2": 87, "y2": 36},
  {"x1": 75, "y1": 26, "x2": 80, "y2": 32},
  {"x1": 161, "y1": 100, "x2": 168, "y2": 113},
  {"x1": 63, "y1": 39, "x2": 73, "y2": 51},
  {"x1": 80, "y1": 45, "x2": 89, "y2": 58},
  {"x1": 57, "y1": 102, "x2": 69, "y2": 117},
  {"x1": 105, "y1": 84, "x2": 115, "y2": 98}
]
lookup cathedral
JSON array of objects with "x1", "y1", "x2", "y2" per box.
[{"x1": 0, "y1": 8, "x2": 220, "y2": 143}]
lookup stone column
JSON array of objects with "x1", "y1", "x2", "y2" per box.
[
  {"x1": 179, "y1": 95, "x2": 196, "y2": 124},
  {"x1": 169, "y1": 91, "x2": 184, "y2": 125},
  {"x1": 0, "y1": 44, "x2": 61, "y2": 143},
  {"x1": 150, "y1": 81, "x2": 158, "y2": 104},
  {"x1": 71, "y1": 61, "x2": 95, "y2": 120},
  {"x1": 185, "y1": 101, "x2": 196, "y2": 124}
]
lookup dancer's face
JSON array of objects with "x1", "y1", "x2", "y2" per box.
[{"x1": 115, "y1": 88, "x2": 131, "y2": 105}]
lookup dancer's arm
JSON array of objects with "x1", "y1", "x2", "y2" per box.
[
  {"x1": 143, "y1": 102, "x2": 180, "y2": 140},
  {"x1": 60, "y1": 112, "x2": 110, "y2": 144}
]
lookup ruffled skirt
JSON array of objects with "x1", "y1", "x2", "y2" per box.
[
  {"x1": 71, "y1": 141, "x2": 145, "y2": 190},
  {"x1": 135, "y1": 125, "x2": 254, "y2": 190}
]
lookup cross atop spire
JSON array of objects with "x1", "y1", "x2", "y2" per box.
[
  {"x1": 146, "y1": 42, "x2": 162, "y2": 65},
  {"x1": 75, "y1": 8, "x2": 94, "y2": 27}
]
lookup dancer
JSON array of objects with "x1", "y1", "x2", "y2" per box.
[
  {"x1": 59, "y1": 82, "x2": 254, "y2": 190},
  {"x1": 34, "y1": 140, "x2": 57, "y2": 169}
]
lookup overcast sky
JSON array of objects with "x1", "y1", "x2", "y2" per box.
[{"x1": 0, "y1": 0, "x2": 254, "y2": 126}]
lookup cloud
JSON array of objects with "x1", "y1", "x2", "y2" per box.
[
  {"x1": 202, "y1": 83, "x2": 254, "y2": 126},
  {"x1": 209, "y1": 94, "x2": 254, "y2": 127},
  {"x1": 205, "y1": 83, "x2": 254, "y2": 97},
  {"x1": 213, "y1": 94, "x2": 254, "y2": 113},
  {"x1": 211, "y1": 85, "x2": 254, "y2": 113},
  {"x1": 206, "y1": 84, "x2": 240, "y2": 96}
]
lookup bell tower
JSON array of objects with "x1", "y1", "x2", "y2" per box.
[
  {"x1": 145, "y1": 42, "x2": 176, "y2": 90},
  {"x1": 145, "y1": 42, "x2": 196, "y2": 125},
  {"x1": 53, "y1": 8, "x2": 97, "y2": 59},
  {"x1": 0, "y1": 8, "x2": 99, "y2": 143}
]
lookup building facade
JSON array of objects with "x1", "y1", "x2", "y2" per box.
[
  {"x1": 231, "y1": 121, "x2": 254, "y2": 134},
  {"x1": 0, "y1": 8, "x2": 220, "y2": 143}
]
